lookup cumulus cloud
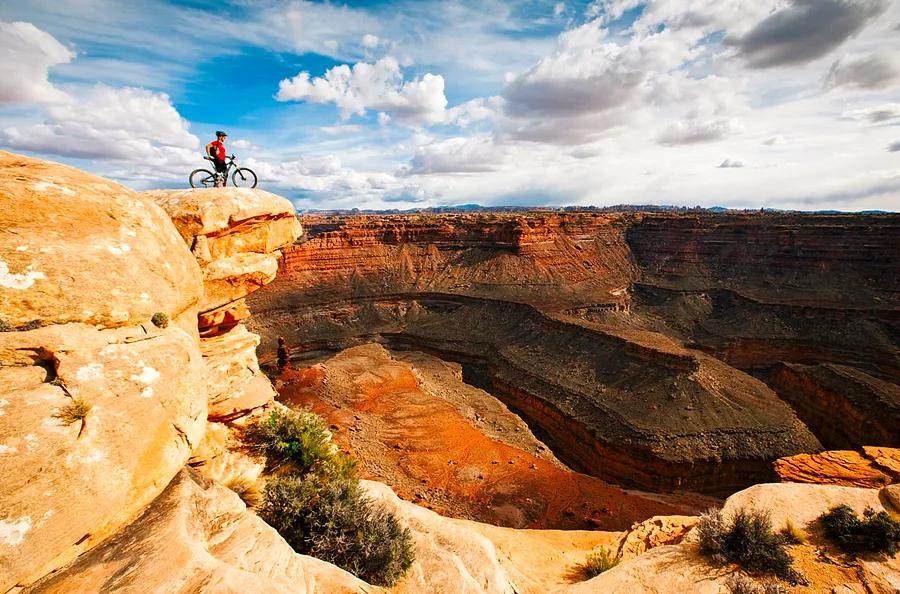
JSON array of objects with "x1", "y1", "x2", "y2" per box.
[
  {"x1": 658, "y1": 118, "x2": 744, "y2": 146},
  {"x1": 405, "y1": 136, "x2": 504, "y2": 174},
  {"x1": 718, "y1": 158, "x2": 745, "y2": 168},
  {"x1": 732, "y1": 0, "x2": 888, "y2": 68},
  {"x1": 826, "y1": 51, "x2": 900, "y2": 89},
  {"x1": 889, "y1": 140, "x2": 900, "y2": 152},
  {"x1": 445, "y1": 96, "x2": 503, "y2": 127},
  {"x1": 0, "y1": 21, "x2": 73, "y2": 104},
  {"x1": 1, "y1": 85, "x2": 198, "y2": 160},
  {"x1": 763, "y1": 135, "x2": 785, "y2": 145},
  {"x1": 276, "y1": 57, "x2": 447, "y2": 125}
]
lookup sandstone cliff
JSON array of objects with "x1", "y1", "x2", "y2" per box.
[{"x1": 0, "y1": 153, "x2": 365, "y2": 593}]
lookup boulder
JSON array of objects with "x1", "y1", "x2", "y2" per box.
[
  {"x1": 0, "y1": 152, "x2": 207, "y2": 591},
  {"x1": 0, "y1": 151, "x2": 202, "y2": 329},
  {"x1": 143, "y1": 187, "x2": 301, "y2": 258},
  {"x1": 25, "y1": 469, "x2": 381, "y2": 594}
]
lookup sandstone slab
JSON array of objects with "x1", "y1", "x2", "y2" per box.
[
  {"x1": 0, "y1": 151, "x2": 202, "y2": 329},
  {"x1": 0, "y1": 317, "x2": 207, "y2": 591},
  {"x1": 774, "y1": 449, "x2": 898, "y2": 488},
  {"x1": 25, "y1": 469, "x2": 381, "y2": 594},
  {"x1": 143, "y1": 187, "x2": 300, "y2": 251}
]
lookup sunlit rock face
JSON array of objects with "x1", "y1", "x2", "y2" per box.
[
  {"x1": 24, "y1": 469, "x2": 382, "y2": 594},
  {"x1": 144, "y1": 187, "x2": 301, "y2": 421},
  {"x1": 0, "y1": 151, "x2": 207, "y2": 591}
]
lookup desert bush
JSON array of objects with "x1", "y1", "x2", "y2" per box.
[
  {"x1": 225, "y1": 476, "x2": 263, "y2": 508},
  {"x1": 259, "y1": 474, "x2": 414, "y2": 586},
  {"x1": 698, "y1": 508, "x2": 803, "y2": 585},
  {"x1": 579, "y1": 547, "x2": 619, "y2": 579},
  {"x1": 725, "y1": 574, "x2": 784, "y2": 594},
  {"x1": 246, "y1": 409, "x2": 341, "y2": 475},
  {"x1": 821, "y1": 504, "x2": 900, "y2": 556},
  {"x1": 0, "y1": 319, "x2": 13, "y2": 332},
  {"x1": 150, "y1": 312, "x2": 169, "y2": 328},
  {"x1": 55, "y1": 398, "x2": 91, "y2": 425},
  {"x1": 779, "y1": 518, "x2": 805, "y2": 545}
]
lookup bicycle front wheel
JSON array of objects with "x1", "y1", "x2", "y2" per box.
[
  {"x1": 232, "y1": 167, "x2": 257, "y2": 188},
  {"x1": 189, "y1": 169, "x2": 216, "y2": 188}
]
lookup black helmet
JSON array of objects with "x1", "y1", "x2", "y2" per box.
[{"x1": 216, "y1": 130, "x2": 227, "y2": 137}]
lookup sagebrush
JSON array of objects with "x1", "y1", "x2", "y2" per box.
[
  {"x1": 821, "y1": 504, "x2": 900, "y2": 556},
  {"x1": 249, "y1": 408, "x2": 414, "y2": 586},
  {"x1": 698, "y1": 508, "x2": 803, "y2": 585},
  {"x1": 55, "y1": 398, "x2": 91, "y2": 425},
  {"x1": 579, "y1": 547, "x2": 618, "y2": 579}
]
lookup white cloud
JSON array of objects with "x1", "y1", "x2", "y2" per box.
[
  {"x1": 888, "y1": 140, "x2": 900, "y2": 152},
  {"x1": 405, "y1": 136, "x2": 505, "y2": 174},
  {"x1": 361, "y1": 33, "x2": 381, "y2": 48},
  {"x1": 445, "y1": 96, "x2": 503, "y2": 127},
  {"x1": 230, "y1": 139, "x2": 257, "y2": 151},
  {"x1": 826, "y1": 51, "x2": 900, "y2": 90},
  {"x1": 2, "y1": 85, "x2": 198, "y2": 160},
  {"x1": 0, "y1": 21, "x2": 73, "y2": 104},
  {"x1": 763, "y1": 135, "x2": 785, "y2": 145},
  {"x1": 658, "y1": 118, "x2": 744, "y2": 146},
  {"x1": 718, "y1": 158, "x2": 745, "y2": 168},
  {"x1": 276, "y1": 57, "x2": 447, "y2": 125},
  {"x1": 843, "y1": 103, "x2": 900, "y2": 123}
]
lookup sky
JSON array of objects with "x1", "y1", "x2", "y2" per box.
[{"x1": 1, "y1": 0, "x2": 898, "y2": 211}]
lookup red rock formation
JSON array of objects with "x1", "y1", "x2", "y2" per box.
[{"x1": 774, "y1": 447, "x2": 900, "y2": 488}]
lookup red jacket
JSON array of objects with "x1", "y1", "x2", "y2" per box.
[{"x1": 206, "y1": 140, "x2": 226, "y2": 160}]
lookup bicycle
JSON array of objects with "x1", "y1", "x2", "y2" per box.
[{"x1": 189, "y1": 154, "x2": 258, "y2": 188}]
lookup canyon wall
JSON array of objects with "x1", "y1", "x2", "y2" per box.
[{"x1": 246, "y1": 211, "x2": 898, "y2": 495}]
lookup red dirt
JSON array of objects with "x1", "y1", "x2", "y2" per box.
[{"x1": 275, "y1": 343, "x2": 717, "y2": 530}]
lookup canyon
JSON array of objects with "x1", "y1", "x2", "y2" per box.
[
  {"x1": 2, "y1": 150, "x2": 899, "y2": 593},
  {"x1": 248, "y1": 212, "x2": 899, "y2": 501}
]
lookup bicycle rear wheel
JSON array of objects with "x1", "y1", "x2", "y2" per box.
[
  {"x1": 189, "y1": 168, "x2": 216, "y2": 188},
  {"x1": 232, "y1": 167, "x2": 257, "y2": 188}
]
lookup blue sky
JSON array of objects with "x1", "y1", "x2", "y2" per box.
[{"x1": 1, "y1": 0, "x2": 898, "y2": 211}]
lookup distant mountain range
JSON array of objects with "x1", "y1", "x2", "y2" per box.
[{"x1": 296, "y1": 204, "x2": 896, "y2": 215}]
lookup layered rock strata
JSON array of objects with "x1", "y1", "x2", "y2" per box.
[
  {"x1": 249, "y1": 212, "x2": 900, "y2": 495},
  {"x1": 774, "y1": 446, "x2": 900, "y2": 488},
  {"x1": 144, "y1": 187, "x2": 301, "y2": 420},
  {"x1": 0, "y1": 152, "x2": 207, "y2": 591},
  {"x1": 252, "y1": 296, "x2": 819, "y2": 494}
]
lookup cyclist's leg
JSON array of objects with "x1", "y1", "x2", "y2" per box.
[{"x1": 213, "y1": 159, "x2": 227, "y2": 186}]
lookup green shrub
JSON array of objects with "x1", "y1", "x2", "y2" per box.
[
  {"x1": 579, "y1": 547, "x2": 619, "y2": 579},
  {"x1": 0, "y1": 319, "x2": 13, "y2": 332},
  {"x1": 820, "y1": 505, "x2": 900, "y2": 556},
  {"x1": 150, "y1": 312, "x2": 169, "y2": 328},
  {"x1": 698, "y1": 508, "x2": 803, "y2": 585},
  {"x1": 259, "y1": 474, "x2": 415, "y2": 586},
  {"x1": 55, "y1": 398, "x2": 91, "y2": 425},
  {"x1": 246, "y1": 409, "x2": 345, "y2": 476}
]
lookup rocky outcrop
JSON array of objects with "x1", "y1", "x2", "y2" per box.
[
  {"x1": 145, "y1": 188, "x2": 301, "y2": 421},
  {"x1": 0, "y1": 152, "x2": 207, "y2": 591},
  {"x1": 566, "y1": 482, "x2": 900, "y2": 593},
  {"x1": 774, "y1": 447, "x2": 900, "y2": 488},
  {"x1": 25, "y1": 469, "x2": 382, "y2": 594}
]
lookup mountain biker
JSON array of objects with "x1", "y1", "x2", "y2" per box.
[{"x1": 205, "y1": 131, "x2": 228, "y2": 186}]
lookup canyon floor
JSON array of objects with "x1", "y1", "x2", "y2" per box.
[{"x1": 273, "y1": 343, "x2": 718, "y2": 530}]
